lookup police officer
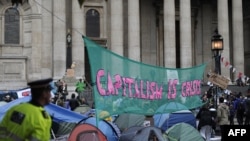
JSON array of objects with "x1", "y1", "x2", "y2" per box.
[{"x1": 0, "y1": 78, "x2": 53, "y2": 141}]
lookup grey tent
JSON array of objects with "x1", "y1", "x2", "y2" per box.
[
  {"x1": 120, "y1": 126, "x2": 166, "y2": 141},
  {"x1": 74, "y1": 104, "x2": 91, "y2": 114},
  {"x1": 114, "y1": 113, "x2": 145, "y2": 132},
  {"x1": 164, "y1": 123, "x2": 204, "y2": 141}
]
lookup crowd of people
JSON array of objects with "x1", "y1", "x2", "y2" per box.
[
  {"x1": 196, "y1": 87, "x2": 250, "y2": 141},
  {"x1": 50, "y1": 78, "x2": 90, "y2": 112},
  {"x1": 2, "y1": 95, "x2": 16, "y2": 103}
]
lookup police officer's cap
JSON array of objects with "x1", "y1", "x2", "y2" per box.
[{"x1": 28, "y1": 78, "x2": 53, "y2": 90}]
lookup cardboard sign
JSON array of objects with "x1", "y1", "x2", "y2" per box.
[
  {"x1": 208, "y1": 73, "x2": 230, "y2": 89},
  {"x1": 66, "y1": 69, "x2": 75, "y2": 77}
]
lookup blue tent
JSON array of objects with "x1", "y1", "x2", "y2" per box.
[
  {"x1": 0, "y1": 96, "x2": 87, "y2": 123},
  {"x1": 153, "y1": 110, "x2": 196, "y2": 132},
  {"x1": 83, "y1": 117, "x2": 120, "y2": 141}
]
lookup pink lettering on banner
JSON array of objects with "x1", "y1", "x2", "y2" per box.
[
  {"x1": 107, "y1": 72, "x2": 115, "y2": 95},
  {"x1": 167, "y1": 79, "x2": 178, "y2": 99},
  {"x1": 146, "y1": 81, "x2": 150, "y2": 99},
  {"x1": 149, "y1": 82, "x2": 163, "y2": 100},
  {"x1": 122, "y1": 78, "x2": 127, "y2": 96},
  {"x1": 149, "y1": 82, "x2": 156, "y2": 100},
  {"x1": 134, "y1": 81, "x2": 140, "y2": 98},
  {"x1": 140, "y1": 80, "x2": 146, "y2": 99},
  {"x1": 125, "y1": 78, "x2": 134, "y2": 98},
  {"x1": 182, "y1": 80, "x2": 201, "y2": 97},
  {"x1": 155, "y1": 83, "x2": 163, "y2": 99},
  {"x1": 196, "y1": 80, "x2": 201, "y2": 94},
  {"x1": 96, "y1": 69, "x2": 106, "y2": 96},
  {"x1": 114, "y1": 74, "x2": 122, "y2": 95},
  {"x1": 96, "y1": 69, "x2": 203, "y2": 101}
]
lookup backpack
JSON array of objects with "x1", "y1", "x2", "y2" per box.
[
  {"x1": 245, "y1": 99, "x2": 250, "y2": 117},
  {"x1": 237, "y1": 101, "x2": 245, "y2": 113},
  {"x1": 198, "y1": 110, "x2": 215, "y2": 130}
]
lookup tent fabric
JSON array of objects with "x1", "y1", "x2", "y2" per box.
[
  {"x1": 164, "y1": 123, "x2": 204, "y2": 141},
  {"x1": 52, "y1": 122, "x2": 77, "y2": 136},
  {"x1": 50, "y1": 134, "x2": 69, "y2": 141},
  {"x1": 114, "y1": 113, "x2": 145, "y2": 132},
  {"x1": 68, "y1": 123, "x2": 107, "y2": 141},
  {"x1": 0, "y1": 101, "x2": 7, "y2": 106},
  {"x1": 154, "y1": 110, "x2": 196, "y2": 131},
  {"x1": 0, "y1": 96, "x2": 87, "y2": 123},
  {"x1": 155, "y1": 102, "x2": 189, "y2": 114},
  {"x1": 119, "y1": 126, "x2": 166, "y2": 141},
  {"x1": 83, "y1": 117, "x2": 120, "y2": 141},
  {"x1": 74, "y1": 104, "x2": 91, "y2": 114}
]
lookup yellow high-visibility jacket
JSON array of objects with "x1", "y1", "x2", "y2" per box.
[{"x1": 0, "y1": 102, "x2": 51, "y2": 141}]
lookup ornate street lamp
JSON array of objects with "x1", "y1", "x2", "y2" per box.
[
  {"x1": 66, "y1": 33, "x2": 72, "y2": 46},
  {"x1": 211, "y1": 29, "x2": 223, "y2": 109},
  {"x1": 66, "y1": 31, "x2": 72, "y2": 69},
  {"x1": 211, "y1": 29, "x2": 223, "y2": 75}
]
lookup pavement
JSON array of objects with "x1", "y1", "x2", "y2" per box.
[
  {"x1": 210, "y1": 136, "x2": 221, "y2": 141},
  {"x1": 209, "y1": 117, "x2": 245, "y2": 141}
]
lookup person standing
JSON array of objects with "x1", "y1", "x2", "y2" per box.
[
  {"x1": 229, "y1": 104, "x2": 235, "y2": 125},
  {"x1": 75, "y1": 78, "x2": 86, "y2": 94},
  {"x1": 244, "y1": 90, "x2": 250, "y2": 125},
  {"x1": 0, "y1": 78, "x2": 53, "y2": 141},
  {"x1": 196, "y1": 105, "x2": 216, "y2": 141},
  {"x1": 236, "y1": 97, "x2": 245, "y2": 125},
  {"x1": 217, "y1": 97, "x2": 229, "y2": 141},
  {"x1": 75, "y1": 78, "x2": 87, "y2": 103},
  {"x1": 69, "y1": 93, "x2": 79, "y2": 111}
]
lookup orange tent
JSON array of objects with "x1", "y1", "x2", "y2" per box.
[{"x1": 68, "y1": 123, "x2": 107, "y2": 141}]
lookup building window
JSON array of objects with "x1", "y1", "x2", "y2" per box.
[
  {"x1": 86, "y1": 9, "x2": 100, "y2": 37},
  {"x1": 4, "y1": 8, "x2": 20, "y2": 44}
]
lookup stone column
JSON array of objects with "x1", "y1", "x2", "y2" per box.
[
  {"x1": 218, "y1": 0, "x2": 230, "y2": 77},
  {"x1": 128, "y1": 0, "x2": 140, "y2": 61},
  {"x1": 30, "y1": 0, "x2": 43, "y2": 80},
  {"x1": 41, "y1": 0, "x2": 53, "y2": 78},
  {"x1": 110, "y1": 0, "x2": 123, "y2": 56},
  {"x1": 232, "y1": 0, "x2": 244, "y2": 76},
  {"x1": 72, "y1": 0, "x2": 84, "y2": 79},
  {"x1": 164, "y1": 0, "x2": 176, "y2": 67},
  {"x1": 180, "y1": 0, "x2": 192, "y2": 68},
  {"x1": 53, "y1": 0, "x2": 66, "y2": 79}
]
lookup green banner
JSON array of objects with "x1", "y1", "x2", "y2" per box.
[{"x1": 83, "y1": 36, "x2": 206, "y2": 117}]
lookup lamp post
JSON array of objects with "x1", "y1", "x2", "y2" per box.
[
  {"x1": 66, "y1": 31, "x2": 72, "y2": 69},
  {"x1": 211, "y1": 29, "x2": 223, "y2": 109}
]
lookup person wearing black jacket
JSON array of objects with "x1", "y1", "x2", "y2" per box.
[
  {"x1": 196, "y1": 105, "x2": 216, "y2": 141},
  {"x1": 69, "y1": 93, "x2": 79, "y2": 111}
]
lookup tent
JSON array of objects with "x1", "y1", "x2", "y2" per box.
[
  {"x1": 74, "y1": 104, "x2": 91, "y2": 114},
  {"x1": 119, "y1": 126, "x2": 166, "y2": 141},
  {"x1": 155, "y1": 102, "x2": 189, "y2": 114},
  {"x1": 52, "y1": 122, "x2": 77, "y2": 137},
  {"x1": 114, "y1": 113, "x2": 145, "y2": 132},
  {"x1": 68, "y1": 123, "x2": 107, "y2": 141},
  {"x1": 153, "y1": 110, "x2": 196, "y2": 131},
  {"x1": 0, "y1": 101, "x2": 7, "y2": 106},
  {"x1": 0, "y1": 96, "x2": 87, "y2": 123},
  {"x1": 164, "y1": 123, "x2": 204, "y2": 141},
  {"x1": 82, "y1": 117, "x2": 120, "y2": 141}
]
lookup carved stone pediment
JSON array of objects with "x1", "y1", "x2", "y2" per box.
[
  {"x1": 88, "y1": 37, "x2": 107, "y2": 48},
  {"x1": 85, "y1": 0, "x2": 104, "y2": 3}
]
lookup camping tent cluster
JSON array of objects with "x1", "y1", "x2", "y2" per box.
[{"x1": 0, "y1": 97, "x2": 206, "y2": 141}]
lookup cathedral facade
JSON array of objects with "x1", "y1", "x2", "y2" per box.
[{"x1": 0, "y1": 0, "x2": 249, "y2": 90}]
